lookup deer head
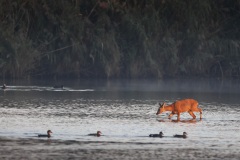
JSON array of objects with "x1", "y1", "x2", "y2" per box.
[{"x1": 156, "y1": 102, "x2": 165, "y2": 115}]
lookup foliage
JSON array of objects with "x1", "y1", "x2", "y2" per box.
[{"x1": 0, "y1": 0, "x2": 240, "y2": 79}]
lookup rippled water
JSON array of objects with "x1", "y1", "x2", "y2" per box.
[{"x1": 0, "y1": 79, "x2": 240, "y2": 159}]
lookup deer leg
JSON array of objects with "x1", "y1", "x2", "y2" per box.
[
  {"x1": 198, "y1": 108, "x2": 203, "y2": 119},
  {"x1": 188, "y1": 111, "x2": 196, "y2": 119},
  {"x1": 168, "y1": 112, "x2": 174, "y2": 119},
  {"x1": 177, "y1": 113, "x2": 180, "y2": 121}
]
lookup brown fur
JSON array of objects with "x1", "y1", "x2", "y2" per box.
[{"x1": 156, "y1": 99, "x2": 202, "y2": 120}]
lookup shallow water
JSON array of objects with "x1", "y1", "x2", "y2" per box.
[{"x1": 0, "y1": 79, "x2": 240, "y2": 159}]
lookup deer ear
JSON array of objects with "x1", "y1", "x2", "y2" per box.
[
  {"x1": 159, "y1": 102, "x2": 164, "y2": 107},
  {"x1": 162, "y1": 102, "x2": 165, "y2": 108}
]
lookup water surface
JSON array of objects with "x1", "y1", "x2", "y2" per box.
[{"x1": 0, "y1": 79, "x2": 240, "y2": 159}]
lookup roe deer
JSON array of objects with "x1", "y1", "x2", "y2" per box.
[{"x1": 156, "y1": 99, "x2": 202, "y2": 121}]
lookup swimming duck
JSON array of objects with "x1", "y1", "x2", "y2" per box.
[
  {"x1": 173, "y1": 132, "x2": 187, "y2": 138},
  {"x1": 149, "y1": 131, "x2": 164, "y2": 138},
  {"x1": 53, "y1": 85, "x2": 64, "y2": 89},
  {"x1": 38, "y1": 130, "x2": 52, "y2": 138},
  {"x1": 1, "y1": 84, "x2": 6, "y2": 89},
  {"x1": 88, "y1": 131, "x2": 102, "y2": 137}
]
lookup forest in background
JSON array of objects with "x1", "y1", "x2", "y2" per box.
[{"x1": 0, "y1": 0, "x2": 240, "y2": 79}]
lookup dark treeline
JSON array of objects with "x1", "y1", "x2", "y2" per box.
[{"x1": 0, "y1": 0, "x2": 240, "y2": 79}]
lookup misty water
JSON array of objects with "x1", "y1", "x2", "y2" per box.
[{"x1": 0, "y1": 78, "x2": 240, "y2": 158}]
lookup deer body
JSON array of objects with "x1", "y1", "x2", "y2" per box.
[{"x1": 156, "y1": 99, "x2": 202, "y2": 120}]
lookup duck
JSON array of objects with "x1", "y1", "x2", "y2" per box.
[
  {"x1": 88, "y1": 131, "x2": 102, "y2": 137},
  {"x1": 38, "y1": 130, "x2": 52, "y2": 138},
  {"x1": 1, "y1": 84, "x2": 6, "y2": 89},
  {"x1": 149, "y1": 131, "x2": 164, "y2": 138},
  {"x1": 173, "y1": 132, "x2": 187, "y2": 138},
  {"x1": 53, "y1": 85, "x2": 64, "y2": 89}
]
